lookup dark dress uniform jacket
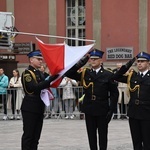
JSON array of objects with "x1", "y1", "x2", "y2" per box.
[
  {"x1": 116, "y1": 70, "x2": 150, "y2": 120},
  {"x1": 21, "y1": 65, "x2": 54, "y2": 150},
  {"x1": 21, "y1": 65, "x2": 51, "y2": 114},
  {"x1": 66, "y1": 67, "x2": 118, "y2": 116}
]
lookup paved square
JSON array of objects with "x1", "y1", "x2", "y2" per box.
[{"x1": 0, "y1": 117, "x2": 133, "y2": 150}]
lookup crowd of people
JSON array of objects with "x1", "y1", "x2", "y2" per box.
[
  {"x1": 0, "y1": 63, "x2": 130, "y2": 122},
  {"x1": 1, "y1": 48, "x2": 150, "y2": 150},
  {"x1": 0, "y1": 67, "x2": 82, "y2": 121}
]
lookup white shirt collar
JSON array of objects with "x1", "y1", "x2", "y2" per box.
[
  {"x1": 140, "y1": 70, "x2": 148, "y2": 76},
  {"x1": 93, "y1": 67, "x2": 101, "y2": 73}
]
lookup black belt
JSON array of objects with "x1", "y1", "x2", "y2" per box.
[
  {"x1": 91, "y1": 95, "x2": 106, "y2": 101},
  {"x1": 25, "y1": 95, "x2": 39, "y2": 98},
  {"x1": 135, "y1": 99, "x2": 150, "y2": 105}
]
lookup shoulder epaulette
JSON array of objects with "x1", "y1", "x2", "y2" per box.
[
  {"x1": 22, "y1": 70, "x2": 37, "y2": 94},
  {"x1": 105, "y1": 68, "x2": 113, "y2": 73}
]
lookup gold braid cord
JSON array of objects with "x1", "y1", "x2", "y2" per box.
[
  {"x1": 81, "y1": 68, "x2": 94, "y2": 94},
  {"x1": 127, "y1": 70, "x2": 140, "y2": 94},
  {"x1": 23, "y1": 70, "x2": 38, "y2": 94}
]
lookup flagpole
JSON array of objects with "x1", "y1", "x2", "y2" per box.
[{"x1": 0, "y1": 30, "x2": 96, "y2": 43}]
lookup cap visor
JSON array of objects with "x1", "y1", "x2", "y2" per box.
[
  {"x1": 137, "y1": 58, "x2": 148, "y2": 61},
  {"x1": 90, "y1": 56, "x2": 100, "y2": 59},
  {"x1": 33, "y1": 56, "x2": 43, "y2": 59}
]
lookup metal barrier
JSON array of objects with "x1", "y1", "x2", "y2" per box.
[
  {"x1": 44, "y1": 86, "x2": 84, "y2": 119},
  {"x1": 0, "y1": 87, "x2": 85, "y2": 120},
  {"x1": 0, "y1": 87, "x2": 24, "y2": 120},
  {"x1": 0, "y1": 87, "x2": 128, "y2": 120}
]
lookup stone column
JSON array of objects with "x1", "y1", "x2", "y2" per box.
[
  {"x1": 48, "y1": 0, "x2": 56, "y2": 44},
  {"x1": 6, "y1": 0, "x2": 14, "y2": 14},
  {"x1": 93, "y1": 0, "x2": 101, "y2": 49},
  {"x1": 139, "y1": 0, "x2": 148, "y2": 52}
]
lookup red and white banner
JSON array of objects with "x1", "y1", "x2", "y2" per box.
[{"x1": 36, "y1": 38, "x2": 94, "y2": 87}]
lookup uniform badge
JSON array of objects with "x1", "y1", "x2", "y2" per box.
[
  {"x1": 140, "y1": 52, "x2": 143, "y2": 56},
  {"x1": 25, "y1": 75, "x2": 32, "y2": 82}
]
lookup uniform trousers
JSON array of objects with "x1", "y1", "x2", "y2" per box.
[
  {"x1": 85, "y1": 114, "x2": 108, "y2": 150},
  {"x1": 21, "y1": 110, "x2": 44, "y2": 150},
  {"x1": 129, "y1": 117, "x2": 150, "y2": 150}
]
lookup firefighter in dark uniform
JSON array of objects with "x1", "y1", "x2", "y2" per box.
[
  {"x1": 21, "y1": 50, "x2": 58, "y2": 150},
  {"x1": 65, "y1": 49, "x2": 119, "y2": 150},
  {"x1": 113, "y1": 52, "x2": 150, "y2": 150}
]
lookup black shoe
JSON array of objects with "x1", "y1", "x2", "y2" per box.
[
  {"x1": 120, "y1": 115, "x2": 127, "y2": 119},
  {"x1": 113, "y1": 115, "x2": 118, "y2": 119},
  {"x1": 123, "y1": 115, "x2": 127, "y2": 119},
  {"x1": 80, "y1": 114, "x2": 84, "y2": 120}
]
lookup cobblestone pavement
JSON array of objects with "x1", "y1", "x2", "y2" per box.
[{"x1": 0, "y1": 116, "x2": 133, "y2": 150}]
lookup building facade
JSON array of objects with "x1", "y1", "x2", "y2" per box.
[{"x1": 0, "y1": 0, "x2": 150, "y2": 76}]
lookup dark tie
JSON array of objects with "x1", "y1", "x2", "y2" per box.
[
  {"x1": 140, "y1": 73, "x2": 144, "y2": 78},
  {"x1": 92, "y1": 70, "x2": 96, "y2": 76}
]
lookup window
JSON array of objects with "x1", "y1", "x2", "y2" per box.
[{"x1": 66, "y1": 0, "x2": 85, "y2": 46}]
